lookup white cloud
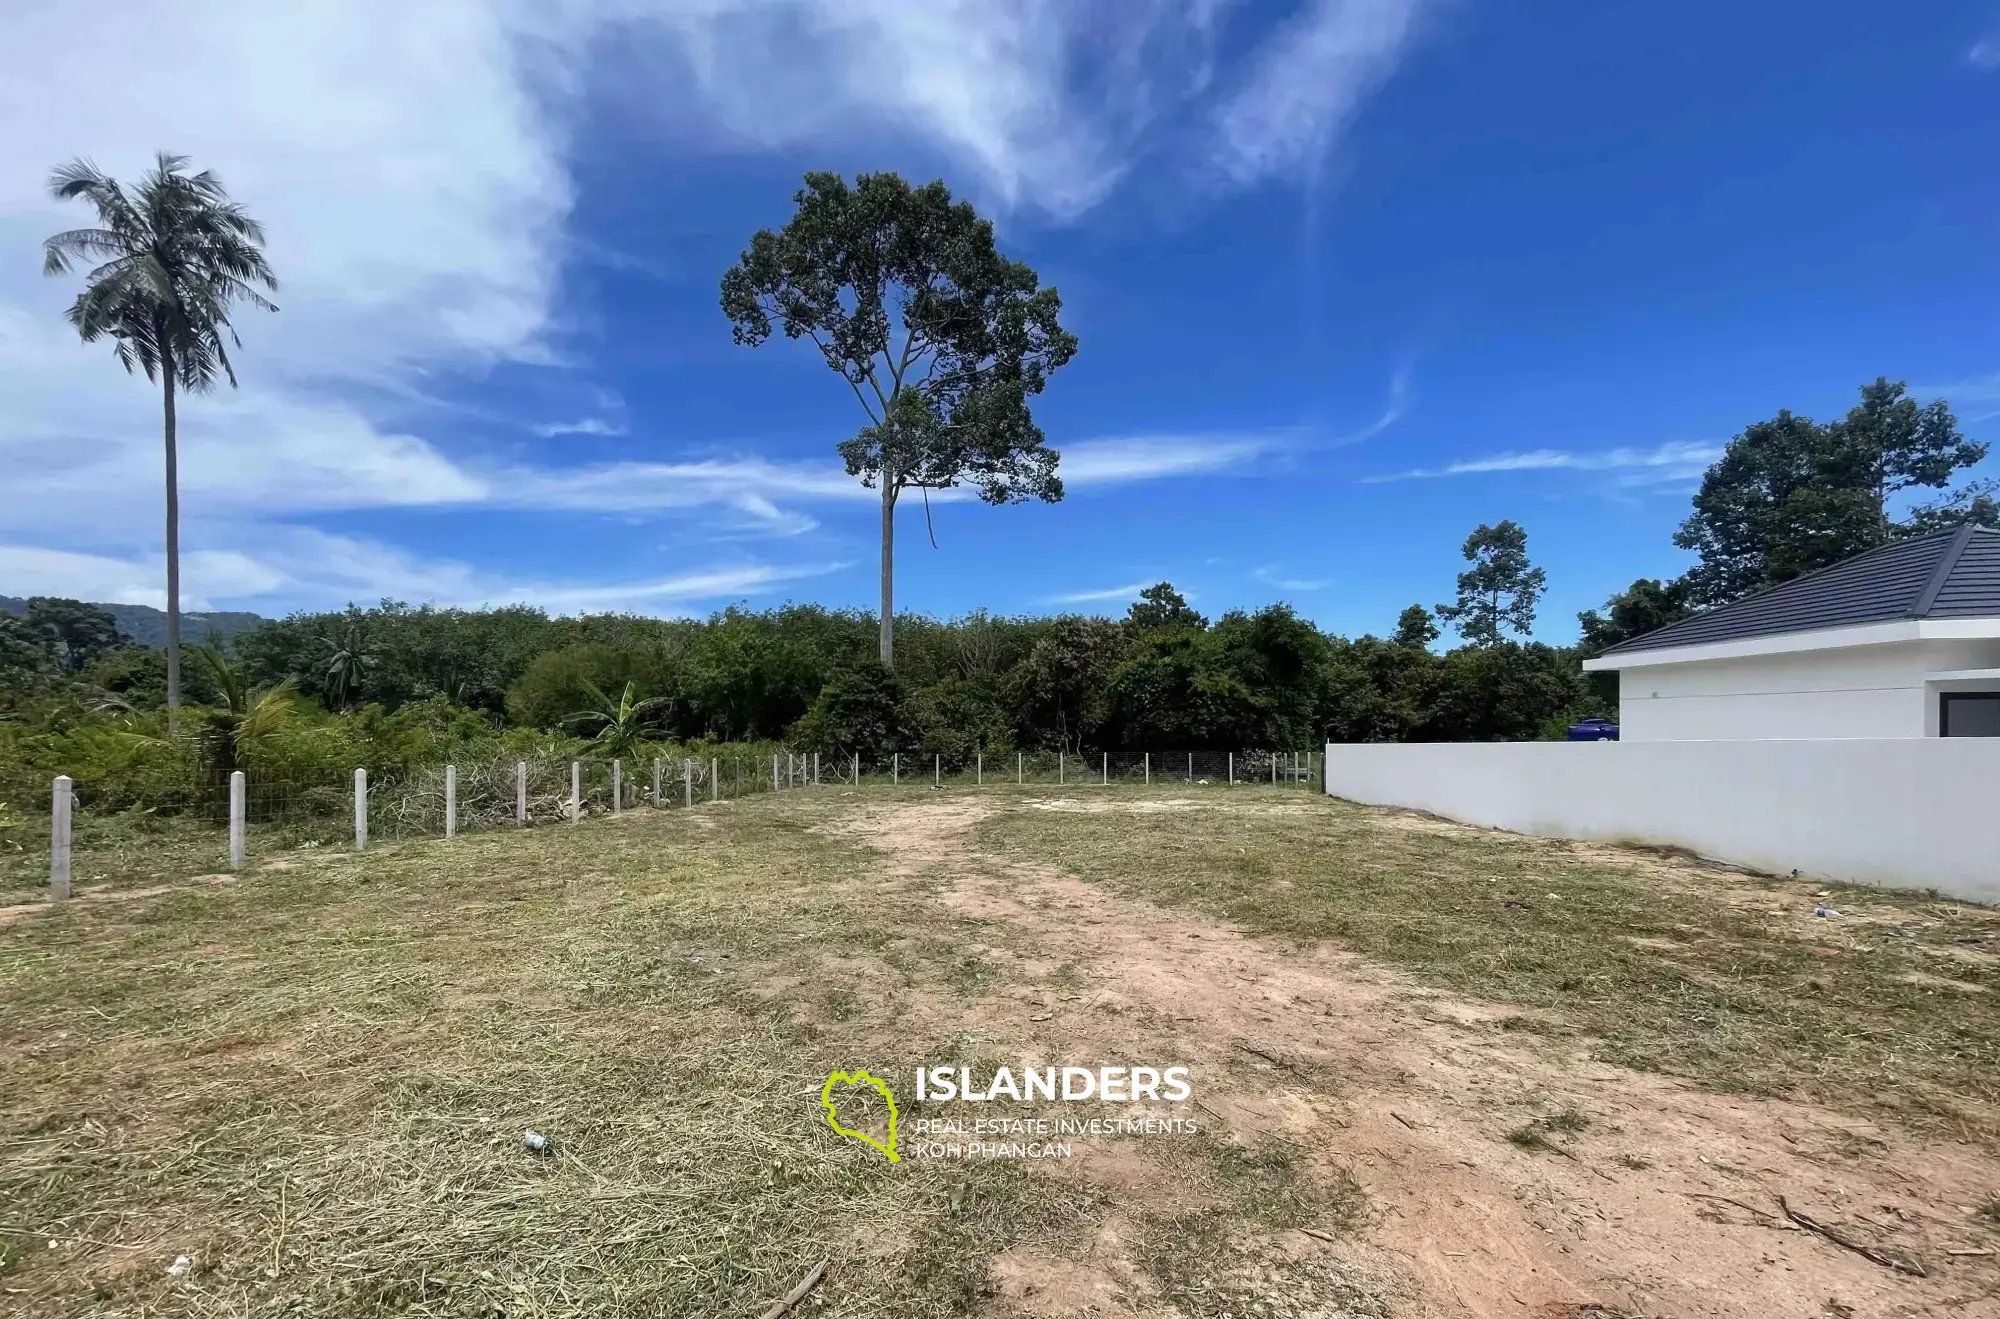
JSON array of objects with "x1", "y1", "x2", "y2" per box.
[
  {"x1": 1043, "y1": 581, "x2": 1152, "y2": 605},
  {"x1": 0, "y1": 1, "x2": 1432, "y2": 614},
  {"x1": 1210, "y1": 0, "x2": 1432, "y2": 185},
  {"x1": 597, "y1": 1, "x2": 1237, "y2": 218},
  {"x1": 0, "y1": 530, "x2": 844, "y2": 617},
  {"x1": 1362, "y1": 440, "x2": 1723, "y2": 484},
  {"x1": 1971, "y1": 40, "x2": 2000, "y2": 70},
  {"x1": 531, "y1": 417, "x2": 626, "y2": 437},
  {"x1": 1250, "y1": 564, "x2": 1327, "y2": 591},
  {"x1": 1058, "y1": 433, "x2": 1277, "y2": 484}
]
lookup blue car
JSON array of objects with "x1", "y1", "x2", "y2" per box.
[{"x1": 1566, "y1": 717, "x2": 1620, "y2": 741}]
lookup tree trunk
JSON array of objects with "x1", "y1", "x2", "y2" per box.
[
  {"x1": 879, "y1": 478, "x2": 896, "y2": 668},
  {"x1": 162, "y1": 352, "x2": 182, "y2": 731}
]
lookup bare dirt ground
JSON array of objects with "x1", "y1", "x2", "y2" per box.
[{"x1": 832, "y1": 795, "x2": 2000, "y2": 1318}]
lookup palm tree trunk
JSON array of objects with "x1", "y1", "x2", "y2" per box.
[
  {"x1": 162, "y1": 351, "x2": 182, "y2": 730},
  {"x1": 878, "y1": 478, "x2": 896, "y2": 668}
]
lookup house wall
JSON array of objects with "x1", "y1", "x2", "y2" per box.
[
  {"x1": 1615, "y1": 639, "x2": 2000, "y2": 741},
  {"x1": 1322, "y1": 738, "x2": 2000, "y2": 903}
]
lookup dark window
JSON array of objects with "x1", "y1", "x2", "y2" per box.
[{"x1": 1940, "y1": 693, "x2": 2000, "y2": 737}]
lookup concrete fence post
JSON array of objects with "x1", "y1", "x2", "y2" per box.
[
  {"x1": 893, "y1": 753, "x2": 900, "y2": 786},
  {"x1": 1144, "y1": 752, "x2": 1151, "y2": 786},
  {"x1": 228, "y1": 770, "x2": 246, "y2": 869},
  {"x1": 977, "y1": 752, "x2": 982, "y2": 785},
  {"x1": 445, "y1": 764, "x2": 458, "y2": 838},
  {"x1": 570, "y1": 760, "x2": 581, "y2": 824},
  {"x1": 611, "y1": 760, "x2": 622, "y2": 816},
  {"x1": 814, "y1": 752, "x2": 820, "y2": 786},
  {"x1": 355, "y1": 768, "x2": 368, "y2": 850},
  {"x1": 772, "y1": 753, "x2": 780, "y2": 792},
  {"x1": 853, "y1": 752, "x2": 860, "y2": 785},
  {"x1": 685, "y1": 759, "x2": 694, "y2": 808},
  {"x1": 49, "y1": 775, "x2": 72, "y2": 901},
  {"x1": 1228, "y1": 752, "x2": 1234, "y2": 785},
  {"x1": 712, "y1": 757, "x2": 719, "y2": 802},
  {"x1": 652, "y1": 758, "x2": 663, "y2": 808},
  {"x1": 516, "y1": 761, "x2": 527, "y2": 825},
  {"x1": 935, "y1": 754, "x2": 941, "y2": 787},
  {"x1": 1017, "y1": 751, "x2": 1023, "y2": 784},
  {"x1": 1271, "y1": 752, "x2": 1278, "y2": 787},
  {"x1": 1102, "y1": 752, "x2": 1108, "y2": 785},
  {"x1": 1058, "y1": 751, "x2": 1065, "y2": 785},
  {"x1": 1187, "y1": 752, "x2": 1194, "y2": 783}
]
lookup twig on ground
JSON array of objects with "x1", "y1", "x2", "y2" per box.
[
  {"x1": 1390, "y1": 1111, "x2": 1419, "y2": 1130},
  {"x1": 758, "y1": 1258, "x2": 829, "y2": 1319},
  {"x1": 1235, "y1": 1042, "x2": 1294, "y2": 1070},
  {"x1": 1778, "y1": 1196, "x2": 1927, "y2": 1277},
  {"x1": 1684, "y1": 1192, "x2": 1783, "y2": 1226}
]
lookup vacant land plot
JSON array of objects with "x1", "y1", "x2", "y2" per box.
[{"x1": 2, "y1": 787, "x2": 1997, "y2": 1317}]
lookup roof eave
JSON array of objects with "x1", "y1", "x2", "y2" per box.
[{"x1": 1582, "y1": 616, "x2": 2000, "y2": 670}]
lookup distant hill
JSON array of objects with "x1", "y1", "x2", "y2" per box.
[{"x1": 0, "y1": 596, "x2": 266, "y2": 649}]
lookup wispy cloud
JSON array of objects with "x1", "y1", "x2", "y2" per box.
[
  {"x1": 1043, "y1": 581, "x2": 1151, "y2": 605},
  {"x1": 531, "y1": 417, "x2": 626, "y2": 437},
  {"x1": 1210, "y1": 0, "x2": 1433, "y2": 186},
  {"x1": 1919, "y1": 369, "x2": 2000, "y2": 422},
  {"x1": 1059, "y1": 432, "x2": 1284, "y2": 484},
  {"x1": 1361, "y1": 440, "x2": 1722, "y2": 485},
  {"x1": 0, "y1": 531, "x2": 846, "y2": 617},
  {"x1": 1250, "y1": 564, "x2": 1328, "y2": 591},
  {"x1": 1971, "y1": 39, "x2": 2000, "y2": 70},
  {"x1": 1333, "y1": 366, "x2": 1414, "y2": 446}
]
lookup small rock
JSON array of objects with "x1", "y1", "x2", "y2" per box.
[
  {"x1": 523, "y1": 1130, "x2": 550, "y2": 1153},
  {"x1": 167, "y1": 1255, "x2": 192, "y2": 1277},
  {"x1": 1815, "y1": 906, "x2": 1837, "y2": 918}
]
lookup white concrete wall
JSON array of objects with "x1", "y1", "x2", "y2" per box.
[
  {"x1": 1616, "y1": 639, "x2": 2000, "y2": 741},
  {"x1": 1323, "y1": 738, "x2": 2000, "y2": 904}
]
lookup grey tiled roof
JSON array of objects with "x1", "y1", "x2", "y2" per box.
[{"x1": 1602, "y1": 525, "x2": 2000, "y2": 655}]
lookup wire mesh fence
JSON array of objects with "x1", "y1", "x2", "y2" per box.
[{"x1": 21, "y1": 748, "x2": 1322, "y2": 899}]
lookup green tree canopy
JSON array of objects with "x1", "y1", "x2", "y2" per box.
[
  {"x1": 721, "y1": 171, "x2": 1078, "y2": 668},
  {"x1": 1127, "y1": 582, "x2": 1207, "y2": 631},
  {"x1": 1391, "y1": 604, "x2": 1438, "y2": 650},
  {"x1": 1577, "y1": 578, "x2": 1694, "y2": 657},
  {"x1": 1675, "y1": 380, "x2": 1991, "y2": 606},
  {"x1": 18, "y1": 598, "x2": 123, "y2": 673},
  {"x1": 1436, "y1": 521, "x2": 1546, "y2": 646}
]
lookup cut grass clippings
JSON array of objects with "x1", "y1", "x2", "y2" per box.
[{"x1": 0, "y1": 795, "x2": 1112, "y2": 1317}]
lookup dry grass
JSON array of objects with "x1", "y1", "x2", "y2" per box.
[
  {"x1": 0, "y1": 794, "x2": 1125, "y2": 1317},
  {"x1": 12, "y1": 781, "x2": 1997, "y2": 1317},
  {"x1": 980, "y1": 791, "x2": 2000, "y2": 1145}
]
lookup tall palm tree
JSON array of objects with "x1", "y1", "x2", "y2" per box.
[{"x1": 42, "y1": 153, "x2": 278, "y2": 728}]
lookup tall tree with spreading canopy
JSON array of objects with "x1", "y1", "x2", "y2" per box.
[
  {"x1": 1127, "y1": 581, "x2": 1207, "y2": 631},
  {"x1": 721, "y1": 172, "x2": 1077, "y2": 668},
  {"x1": 1436, "y1": 521, "x2": 1546, "y2": 646},
  {"x1": 1675, "y1": 380, "x2": 1991, "y2": 606},
  {"x1": 43, "y1": 153, "x2": 278, "y2": 725}
]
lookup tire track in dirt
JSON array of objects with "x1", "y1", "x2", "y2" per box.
[{"x1": 833, "y1": 796, "x2": 2000, "y2": 1319}]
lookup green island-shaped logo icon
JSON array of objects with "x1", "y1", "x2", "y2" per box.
[{"x1": 820, "y1": 1069, "x2": 900, "y2": 1163}]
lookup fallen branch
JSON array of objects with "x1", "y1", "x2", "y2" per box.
[
  {"x1": 758, "y1": 1258, "x2": 829, "y2": 1319},
  {"x1": 1683, "y1": 1192, "x2": 1782, "y2": 1226},
  {"x1": 1778, "y1": 1197, "x2": 1927, "y2": 1278}
]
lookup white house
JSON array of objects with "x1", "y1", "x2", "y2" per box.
[{"x1": 1581, "y1": 524, "x2": 2000, "y2": 740}]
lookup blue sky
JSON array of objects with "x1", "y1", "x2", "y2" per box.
[{"x1": 3, "y1": 1, "x2": 1998, "y2": 643}]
